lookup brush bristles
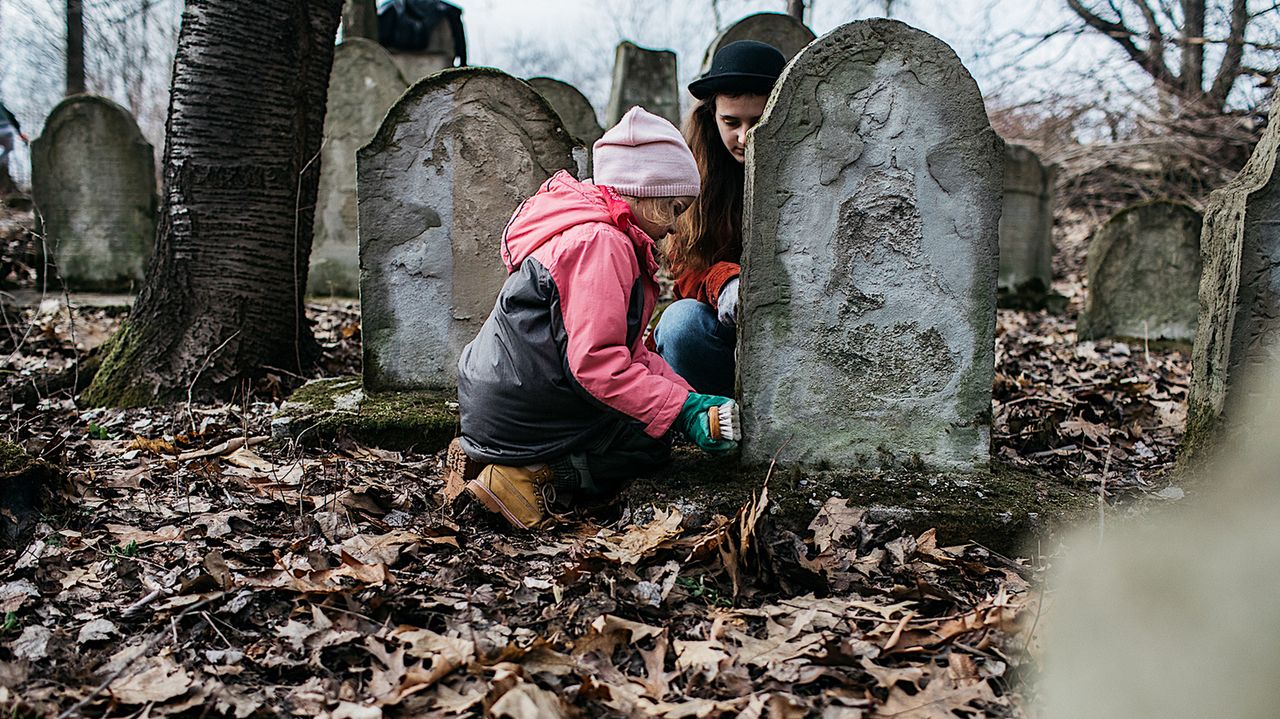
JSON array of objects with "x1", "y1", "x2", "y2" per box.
[{"x1": 709, "y1": 400, "x2": 741, "y2": 442}]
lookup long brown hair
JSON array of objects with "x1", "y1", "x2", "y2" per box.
[{"x1": 665, "y1": 96, "x2": 745, "y2": 273}]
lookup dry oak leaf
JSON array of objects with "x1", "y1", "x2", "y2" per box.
[
  {"x1": 598, "y1": 507, "x2": 684, "y2": 565},
  {"x1": 109, "y1": 654, "x2": 194, "y2": 705},
  {"x1": 875, "y1": 674, "x2": 998, "y2": 719},
  {"x1": 489, "y1": 677, "x2": 573, "y2": 719},
  {"x1": 575, "y1": 614, "x2": 665, "y2": 657},
  {"x1": 810, "y1": 498, "x2": 865, "y2": 553}
]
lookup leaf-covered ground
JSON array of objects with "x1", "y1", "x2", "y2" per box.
[{"x1": 0, "y1": 206, "x2": 1190, "y2": 717}]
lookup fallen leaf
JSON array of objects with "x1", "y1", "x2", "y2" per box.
[{"x1": 109, "y1": 654, "x2": 194, "y2": 704}]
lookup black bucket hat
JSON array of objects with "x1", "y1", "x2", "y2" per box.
[{"x1": 688, "y1": 40, "x2": 786, "y2": 100}]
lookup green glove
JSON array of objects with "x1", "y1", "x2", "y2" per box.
[{"x1": 675, "y1": 393, "x2": 738, "y2": 454}]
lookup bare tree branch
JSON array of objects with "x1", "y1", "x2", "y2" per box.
[{"x1": 1207, "y1": 0, "x2": 1249, "y2": 107}]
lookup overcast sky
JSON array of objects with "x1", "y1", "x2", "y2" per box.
[{"x1": 459, "y1": 0, "x2": 1117, "y2": 112}]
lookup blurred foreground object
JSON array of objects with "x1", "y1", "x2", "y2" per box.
[{"x1": 1041, "y1": 366, "x2": 1280, "y2": 719}]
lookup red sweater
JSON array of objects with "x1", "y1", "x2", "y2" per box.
[{"x1": 673, "y1": 261, "x2": 740, "y2": 309}]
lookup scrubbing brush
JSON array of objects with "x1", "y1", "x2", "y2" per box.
[{"x1": 707, "y1": 400, "x2": 741, "y2": 442}]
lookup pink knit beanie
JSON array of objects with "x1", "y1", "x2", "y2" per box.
[{"x1": 592, "y1": 107, "x2": 700, "y2": 198}]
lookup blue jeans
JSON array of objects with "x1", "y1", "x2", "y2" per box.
[{"x1": 653, "y1": 299, "x2": 736, "y2": 397}]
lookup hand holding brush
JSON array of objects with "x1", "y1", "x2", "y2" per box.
[{"x1": 674, "y1": 393, "x2": 741, "y2": 454}]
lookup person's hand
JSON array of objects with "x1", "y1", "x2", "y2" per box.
[
  {"x1": 716, "y1": 277, "x2": 739, "y2": 327},
  {"x1": 674, "y1": 392, "x2": 738, "y2": 454}
]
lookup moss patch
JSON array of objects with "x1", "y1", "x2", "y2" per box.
[
  {"x1": 0, "y1": 440, "x2": 60, "y2": 548},
  {"x1": 630, "y1": 447, "x2": 1095, "y2": 554},
  {"x1": 273, "y1": 376, "x2": 457, "y2": 452},
  {"x1": 0, "y1": 440, "x2": 31, "y2": 475}
]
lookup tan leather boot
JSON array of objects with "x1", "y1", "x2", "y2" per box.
[
  {"x1": 465, "y1": 463, "x2": 556, "y2": 530},
  {"x1": 443, "y1": 438, "x2": 483, "y2": 502}
]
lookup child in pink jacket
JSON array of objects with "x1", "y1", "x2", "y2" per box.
[{"x1": 455, "y1": 107, "x2": 736, "y2": 530}]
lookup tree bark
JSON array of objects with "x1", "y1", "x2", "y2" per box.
[
  {"x1": 65, "y1": 0, "x2": 86, "y2": 95},
  {"x1": 342, "y1": 0, "x2": 378, "y2": 41},
  {"x1": 786, "y1": 0, "x2": 805, "y2": 21},
  {"x1": 82, "y1": 0, "x2": 343, "y2": 407}
]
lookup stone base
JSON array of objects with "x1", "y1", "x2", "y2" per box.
[
  {"x1": 271, "y1": 376, "x2": 457, "y2": 451},
  {"x1": 272, "y1": 380, "x2": 1094, "y2": 552},
  {"x1": 630, "y1": 446, "x2": 1095, "y2": 554}
]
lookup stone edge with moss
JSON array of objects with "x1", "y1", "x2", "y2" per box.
[
  {"x1": 272, "y1": 376, "x2": 458, "y2": 452},
  {"x1": 630, "y1": 447, "x2": 1095, "y2": 555}
]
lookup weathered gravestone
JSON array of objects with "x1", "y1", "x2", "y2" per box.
[
  {"x1": 309, "y1": 39, "x2": 407, "y2": 297},
  {"x1": 1078, "y1": 201, "x2": 1202, "y2": 342},
  {"x1": 358, "y1": 68, "x2": 579, "y2": 391},
  {"x1": 527, "y1": 76, "x2": 604, "y2": 154},
  {"x1": 31, "y1": 95, "x2": 155, "y2": 291},
  {"x1": 998, "y1": 144, "x2": 1056, "y2": 304},
  {"x1": 700, "y1": 12, "x2": 816, "y2": 72},
  {"x1": 1189, "y1": 99, "x2": 1280, "y2": 440},
  {"x1": 739, "y1": 19, "x2": 1003, "y2": 471},
  {"x1": 605, "y1": 42, "x2": 680, "y2": 128}
]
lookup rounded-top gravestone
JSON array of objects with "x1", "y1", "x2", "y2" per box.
[
  {"x1": 1079, "y1": 201, "x2": 1202, "y2": 342},
  {"x1": 309, "y1": 39, "x2": 408, "y2": 297},
  {"x1": 527, "y1": 77, "x2": 603, "y2": 150},
  {"x1": 700, "y1": 12, "x2": 816, "y2": 73},
  {"x1": 739, "y1": 19, "x2": 1003, "y2": 472},
  {"x1": 605, "y1": 41, "x2": 680, "y2": 128},
  {"x1": 998, "y1": 143, "x2": 1056, "y2": 303},
  {"x1": 358, "y1": 67, "x2": 580, "y2": 391},
  {"x1": 1190, "y1": 98, "x2": 1280, "y2": 431},
  {"x1": 31, "y1": 95, "x2": 156, "y2": 291}
]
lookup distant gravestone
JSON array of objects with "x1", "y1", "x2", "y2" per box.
[
  {"x1": 700, "y1": 12, "x2": 816, "y2": 72},
  {"x1": 31, "y1": 95, "x2": 155, "y2": 291},
  {"x1": 527, "y1": 76, "x2": 603, "y2": 151},
  {"x1": 358, "y1": 68, "x2": 579, "y2": 391},
  {"x1": 998, "y1": 144, "x2": 1055, "y2": 302},
  {"x1": 1189, "y1": 99, "x2": 1280, "y2": 433},
  {"x1": 605, "y1": 42, "x2": 680, "y2": 128},
  {"x1": 739, "y1": 19, "x2": 1003, "y2": 471},
  {"x1": 1079, "y1": 201, "x2": 1202, "y2": 342},
  {"x1": 309, "y1": 39, "x2": 407, "y2": 297}
]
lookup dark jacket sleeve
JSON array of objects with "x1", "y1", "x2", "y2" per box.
[{"x1": 673, "y1": 261, "x2": 740, "y2": 309}]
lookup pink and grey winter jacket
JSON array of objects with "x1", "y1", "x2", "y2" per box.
[{"x1": 456, "y1": 171, "x2": 693, "y2": 464}]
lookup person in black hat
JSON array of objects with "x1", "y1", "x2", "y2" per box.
[{"x1": 653, "y1": 40, "x2": 786, "y2": 397}]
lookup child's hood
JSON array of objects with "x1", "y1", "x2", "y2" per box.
[{"x1": 499, "y1": 170, "x2": 655, "y2": 273}]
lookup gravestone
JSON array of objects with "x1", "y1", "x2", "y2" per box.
[
  {"x1": 358, "y1": 68, "x2": 579, "y2": 391},
  {"x1": 309, "y1": 39, "x2": 407, "y2": 297},
  {"x1": 1078, "y1": 201, "x2": 1202, "y2": 342},
  {"x1": 341, "y1": 0, "x2": 378, "y2": 40},
  {"x1": 998, "y1": 144, "x2": 1055, "y2": 302},
  {"x1": 700, "y1": 12, "x2": 816, "y2": 72},
  {"x1": 605, "y1": 42, "x2": 680, "y2": 128},
  {"x1": 739, "y1": 19, "x2": 1003, "y2": 471},
  {"x1": 1189, "y1": 99, "x2": 1280, "y2": 436},
  {"x1": 31, "y1": 95, "x2": 155, "y2": 291},
  {"x1": 527, "y1": 76, "x2": 603, "y2": 152}
]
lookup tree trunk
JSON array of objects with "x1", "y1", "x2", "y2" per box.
[
  {"x1": 786, "y1": 0, "x2": 805, "y2": 22},
  {"x1": 82, "y1": 0, "x2": 343, "y2": 407},
  {"x1": 65, "y1": 0, "x2": 86, "y2": 95},
  {"x1": 342, "y1": 0, "x2": 379, "y2": 41}
]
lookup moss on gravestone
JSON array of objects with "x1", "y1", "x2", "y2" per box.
[
  {"x1": 629, "y1": 447, "x2": 1094, "y2": 554},
  {"x1": 272, "y1": 376, "x2": 457, "y2": 451}
]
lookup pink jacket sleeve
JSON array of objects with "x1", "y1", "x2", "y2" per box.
[{"x1": 546, "y1": 226, "x2": 690, "y2": 438}]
